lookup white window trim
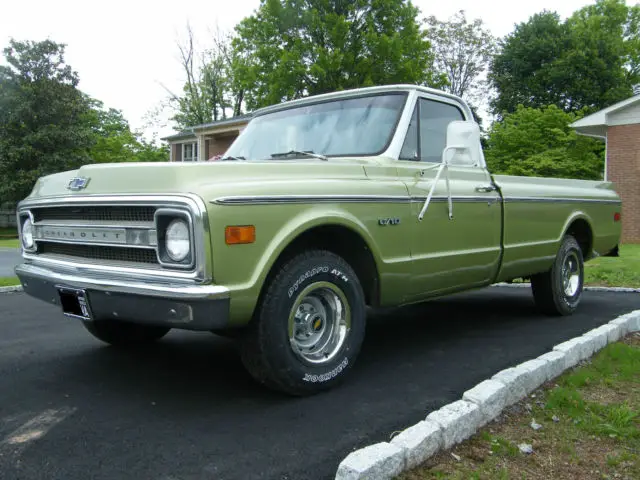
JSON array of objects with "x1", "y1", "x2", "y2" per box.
[{"x1": 181, "y1": 141, "x2": 199, "y2": 162}]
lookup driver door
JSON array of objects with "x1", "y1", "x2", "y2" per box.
[{"x1": 397, "y1": 96, "x2": 502, "y2": 301}]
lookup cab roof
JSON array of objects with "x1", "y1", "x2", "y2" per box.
[{"x1": 252, "y1": 84, "x2": 468, "y2": 118}]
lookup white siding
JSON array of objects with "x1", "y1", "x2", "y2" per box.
[{"x1": 608, "y1": 102, "x2": 640, "y2": 126}]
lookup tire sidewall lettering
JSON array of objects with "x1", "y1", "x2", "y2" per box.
[
  {"x1": 276, "y1": 255, "x2": 365, "y2": 389},
  {"x1": 287, "y1": 265, "x2": 350, "y2": 298},
  {"x1": 302, "y1": 357, "x2": 349, "y2": 383}
]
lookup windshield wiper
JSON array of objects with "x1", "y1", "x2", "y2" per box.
[
  {"x1": 218, "y1": 155, "x2": 246, "y2": 161},
  {"x1": 269, "y1": 150, "x2": 328, "y2": 161}
]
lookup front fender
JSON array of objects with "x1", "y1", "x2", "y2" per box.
[{"x1": 210, "y1": 204, "x2": 386, "y2": 324}]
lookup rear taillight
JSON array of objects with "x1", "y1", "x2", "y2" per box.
[{"x1": 614, "y1": 212, "x2": 621, "y2": 222}]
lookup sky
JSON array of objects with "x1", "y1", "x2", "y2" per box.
[{"x1": 1, "y1": 0, "x2": 633, "y2": 141}]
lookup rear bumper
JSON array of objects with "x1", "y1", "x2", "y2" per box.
[{"x1": 15, "y1": 262, "x2": 230, "y2": 331}]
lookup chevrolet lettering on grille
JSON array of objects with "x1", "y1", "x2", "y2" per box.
[{"x1": 38, "y1": 226, "x2": 127, "y2": 244}]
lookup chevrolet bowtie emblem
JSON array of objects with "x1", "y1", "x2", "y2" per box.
[{"x1": 67, "y1": 177, "x2": 90, "y2": 191}]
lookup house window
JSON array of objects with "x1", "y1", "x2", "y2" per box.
[{"x1": 182, "y1": 142, "x2": 198, "y2": 162}]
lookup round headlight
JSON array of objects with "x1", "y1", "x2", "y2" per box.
[
  {"x1": 22, "y1": 217, "x2": 34, "y2": 250},
  {"x1": 165, "y1": 219, "x2": 190, "y2": 262}
]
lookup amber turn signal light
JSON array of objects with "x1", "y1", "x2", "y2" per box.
[{"x1": 225, "y1": 225, "x2": 256, "y2": 245}]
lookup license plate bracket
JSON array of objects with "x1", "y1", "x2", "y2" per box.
[{"x1": 58, "y1": 287, "x2": 92, "y2": 320}]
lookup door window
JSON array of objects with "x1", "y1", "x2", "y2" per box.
[{"x1": 419, "y1": 99, "x2": 464, "y2": 163}]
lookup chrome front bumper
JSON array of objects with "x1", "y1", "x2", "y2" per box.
[{"x1": 15, "y1": 263, "x2": 230, "y2": 331}]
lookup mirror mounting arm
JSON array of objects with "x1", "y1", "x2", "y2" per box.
[{"x1": 418, "y1": 150, "x2": 460, "y2": 222}]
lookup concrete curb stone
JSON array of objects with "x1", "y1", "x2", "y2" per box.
[
  {"x1": 492, "y1": 283, "x2": 640, "y2": 293},
  {"x1": 610, "y1": 312, "x2": 640, "y2": 335},
  {"x1": 491, "y1": 367, "x2": 529, "y2": 407},
  {"x1": 588, "y1": 323, "x2": 623, "y2": 344},
  {"x1": 0, "y1": 285, "x2": 22, "y2": 293},
  {"x1": 335, "y1": 306, "x2": 640, "y2": 480},
  {"x1": 553, "y1": 336, "x2": 595, "y2": 369},
  {"x1": 390, "y1": 420, "x2": 443, "y2": 470},
  {"x1": 513, "y1": 358, "x2": 549, "y2": 394},
  {"x1": 335, "y1": 442, "x2": 404, "y2": 480},
  {"x1": 425, "y1": 400, "x2": 482, "y2": 450},
  {"x1": 536, "y1": 350, "x2": 566, "y2": 381},
  {"x1": 628, "y1": 311, "x2": 640, "y2": 332},
  {"x1": 462, "y1": 379, "x2": 509, "y2": 425},
  {"x1": 582, "y1": 327, "x2": 610, "y2": 353}
]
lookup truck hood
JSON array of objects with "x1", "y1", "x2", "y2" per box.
[{"x1": 26, "y1": 159, "x2": 376, "y2": 201}]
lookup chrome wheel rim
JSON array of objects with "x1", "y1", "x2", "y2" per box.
[
  {"x1": 288, "y1": 282, "x2": 351, "y2": 365},
  {"x1": 562, "y1": 251, "x2": 581, "y2": 297}
]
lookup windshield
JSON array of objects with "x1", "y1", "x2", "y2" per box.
[{"x1": 225, "y1": 93, "x2": 407, "y2": 160}]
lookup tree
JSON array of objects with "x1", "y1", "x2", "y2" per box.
[
  {"x1": 0, "y1": 39, "x2": 95, "y2": 203},
  {"x1": 232, "y1": 0, "x2": 442, "y2": 111},
  {"x1": 167, "y1": 25, "x2": 244, "y2": 130},
  {"x1": 87, "y1": 100, "x2": 169, "y2": 164},
  {"x1": 484, "y1": 105, "x2": 604, "y2": 180},
  {"x1": 423, "y1": 10, "x2": 496, "y2": 107},
  {"x1": 489, "y1": 0, "x2": 640, "y2": 116}
]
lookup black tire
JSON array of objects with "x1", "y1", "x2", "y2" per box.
[
  {"x1": 82, "y1": 320, "x2": 170, "y2": 346},
  {"x1": 240, "y1": 250, "x2": 366, "y2": 396},
  {"x1": 531, "y1": 235, "x2": 584, "y2": 316}
]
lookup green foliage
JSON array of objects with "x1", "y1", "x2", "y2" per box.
[
  {"x1": 545, "y1": 342, "x2": 640, "y2": 441},
  {"x1": 485, "y1": 105, "x2": 604, "y2": 180},
  {"x1": 232, "y1": 0, "x2": 442, "y2": 111},
  {"x1": 87, "y1": 100, "x2": 168, "y2": 164},
  {"x1": 0, "y1": 39, "x2": 95, "y2": 203},
  {"x1": 585, "y1": 244, "x2": 640, "y2": 288},
  {"x1": 0, "y1": 39, "x2": 168, "y2": 204},
  {"x1": 489, "y1": 0, "x2": 640, "y2": 116}
]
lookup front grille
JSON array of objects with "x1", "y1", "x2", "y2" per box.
[
  {"x1": 33, "y1": 206, "x2": 156, "y2": 223},
  {"x1": 40, "y1": 243, "x2": 159, "y2": 264}
]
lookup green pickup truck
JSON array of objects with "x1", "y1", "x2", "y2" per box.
[{"x1": 15, "y1": 85, "x2": 622, "y2": 395}]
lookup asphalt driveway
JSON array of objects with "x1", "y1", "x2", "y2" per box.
[
  {"x1": 0, "y1": 247, "x2": 21, "y2": 278},
  {"x1": 0, "y1": 287, "x2": 638, "y2": 480}
]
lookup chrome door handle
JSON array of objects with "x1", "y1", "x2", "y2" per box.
[{"x1": 475, "y1": 185, "x2": 497, "y2": 193}]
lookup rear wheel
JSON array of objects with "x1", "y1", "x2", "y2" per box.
[
  {"x1": 531, "y1": 235, "x2": 584, "y2": 316},
  {"x1": 82, "y1": 320, "x2": 170, "y2": 346},
  {"x1": 240, "y1": 250, "x2": 366, "y2": 396}
]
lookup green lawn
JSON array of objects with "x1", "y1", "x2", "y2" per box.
[
  {"x1": 585, "y1": 244, "x2": 640, "y2": 288},
  {"x1": 0, "y1": 238, "x2": 19, "y2": 248},
  {"x1": 0, "y1": 227, "x2": 18, "y2": 236},
  {"x1": 0, "y1": 277, "x2": 20, "y2": 287},
  {"x1": 0, "y1": 227, "x2": 19, "y2": 248},
  {"x1": 399, "y1": 335, "x2": 640, "y2": 480}
]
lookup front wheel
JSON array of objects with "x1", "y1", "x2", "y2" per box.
[
  {"x1": 82, "y1": 320, "x2": 170, "y2": 346},
  {"x1": 240, "y1": 250, "x2": 366, "y2": 396},
  {"x1": 531, "y1": 235, "x2": 584, "y2": 316}
]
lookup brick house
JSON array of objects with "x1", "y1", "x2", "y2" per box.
[
  {"x1": 162, "y1": 114, "x2": 252, "y2": 162},
  {"x1": 571, "y1": 94, "x2": 640, "y2": 243}
]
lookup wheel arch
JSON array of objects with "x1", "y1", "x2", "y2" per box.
[
  {"x1": 561, "y1": 212, "x2": 594, "y2": 260},
  {"x1": 254, "y1": 215, "x2": 383, "y2": 315}
]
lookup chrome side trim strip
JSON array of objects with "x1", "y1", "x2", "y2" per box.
[
  {"x1": 212, "y1": 195, "x2": 412, "y2": 205},
  {"x1": 212, "y1": 194, "x2": 619, "y2": 206},
  {"x1": 410, "y1": 196, "x2": 501, "y2": 204},
  {"x1": 16, "y1": 263, "x2": 228, "y2": 300},
  {"x1": 503, "y1": 197, "x2": 621, "y2": 205}
]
